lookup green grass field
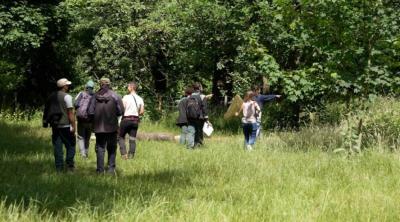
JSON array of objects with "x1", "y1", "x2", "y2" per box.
[{"x1": 0, "y1": 118, "x2": 400, "y2": 221}]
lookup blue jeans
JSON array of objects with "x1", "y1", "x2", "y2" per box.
[
  {"x1": 242, "y1": 123, "x2": 257, "y2": 146},
  {"x1": 52, "y1": 127, "x2": 76, "y2": 171},
  {"x1": 180, "y1": 125, "x2": 195, "y2": 148}
]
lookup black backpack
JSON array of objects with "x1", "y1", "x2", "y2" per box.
[
  {"x1": 186, "y1": 95, "x2": 202, "y2": 119},
  {"x1": 43, "y1": 92, "x2": 62, "y2": 127}
]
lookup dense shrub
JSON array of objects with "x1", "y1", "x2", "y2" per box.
[{"x1": 361, "y1": 97, "x2": 400, "y2": 149}]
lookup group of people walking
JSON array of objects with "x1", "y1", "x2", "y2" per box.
[
  {"x1": 43, "y1": 77, "x2": 280, "y2": 173},
  {"x1": 43, "y1": 78, "x2": 144, "y2": 174},
  {"x1": 175, "y1": 83, "x2": 280, "y2": 150}
]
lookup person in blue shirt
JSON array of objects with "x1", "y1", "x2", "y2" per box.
[{"x1": 252, "y1": 85, "x2": 281, "y2": 138}]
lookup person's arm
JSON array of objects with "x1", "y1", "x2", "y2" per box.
[
  {"x1": 137, "y1": 97, "x2": 144, "y2": 116},
  {"x1": 201, "y1": 96, "x2": 208, "y2": 120},
  {"x1": 64, "y1": 95, "x2": 76, "y2": 133},
  {"x1": 254, "y1": 102, "x2": 261, "y2": 112},
  {"x1": 235, "y1": 104, "x2": 244, "y2": 117},
  {"x1": 139, "y1": 104, "x2": 144, "y2": 116},
  {"x1": 260, "y1": 94, "x2": 281, "y2": 102},
  {"x1": 67, "y1": 108, "x2": 76, "y2": 134},
  {"x1": 205, "y1": 94, "x2": 213, "y2": 100},
  {"x1": 115, "y1": 95, "x2": 124, "y2": 117}
]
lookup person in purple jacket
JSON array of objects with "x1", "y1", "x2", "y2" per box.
[{"x1": 252, "y1": 85, "x2": 281, "y2": 138}]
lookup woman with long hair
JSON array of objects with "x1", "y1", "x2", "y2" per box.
[{"x1": 235, "y1": 91, "x2": 261, "y2": 150}]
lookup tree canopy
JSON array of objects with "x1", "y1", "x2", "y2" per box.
[{"x1": 1, "y1": 0, "x2": 399, "y2": 121}]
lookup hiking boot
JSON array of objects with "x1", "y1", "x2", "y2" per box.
[
  {"x1": 66, "y1": 166, "x2": 75, "y2": 173},
  {"x1": 121, "y1": 154, "x2": 128, "y2": 160},
  {"x1": 107, "y1": 169, "x2": 116, "y2": 176}
]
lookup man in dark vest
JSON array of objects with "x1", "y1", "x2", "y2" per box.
[
  {"x1": 43, "y1": 78, "x2": 76, "y2": 172},
  {"x1": 88, "y1": 78, "x2": 124, "y2": 174}
]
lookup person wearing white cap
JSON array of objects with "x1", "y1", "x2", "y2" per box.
[{"x1": 43, "y1": 78, "x2": 76, "y2": 172}]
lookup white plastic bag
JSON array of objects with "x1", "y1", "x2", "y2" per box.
[{"x1": 203, "y1": 122, "x2": 214, "y2": 137}]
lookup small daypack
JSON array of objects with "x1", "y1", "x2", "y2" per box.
[
  {"x1": 186, "y1": 95, "x2": 202, "y2": 119},
  {"x1": 76, "y1": 91, "x2": 92, "y2": 120}
]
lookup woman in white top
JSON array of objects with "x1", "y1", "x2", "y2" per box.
[
  {"x1": 236, "y1": 91, "x2": 261, "y2": 150},
  {"x1": 118, "y1": 81, "x2": 145, "y2": 159}
]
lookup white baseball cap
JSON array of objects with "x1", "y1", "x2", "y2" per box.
[{"x1": 57, "y1": 78, "x2": 72, "y2": 87}]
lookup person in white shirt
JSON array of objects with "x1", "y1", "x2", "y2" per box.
[{"x1": 118, "y1": 81, "x2": 144, "y2": 159}]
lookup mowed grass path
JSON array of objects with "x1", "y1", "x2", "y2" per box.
[{"x1": 0, "y1": 119, "x2": 400, "y2": 221}]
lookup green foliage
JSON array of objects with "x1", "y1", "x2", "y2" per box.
[
  {"x1": 0, "y1": 2, "x2": 48, "y2": 93},
  {"x1": 0, "y1": 3, "x2": 48, "y2": 50},
  {"x1": 1, "y1": 0, "x2": 400, "y2": 124}
]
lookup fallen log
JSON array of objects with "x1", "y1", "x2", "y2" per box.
[
  {"x1": 136, "y1": 132, "x2": 179, "y2": 142},
  {"x1": 91, "y1": 132, "x2": 180, "y2": 142}
]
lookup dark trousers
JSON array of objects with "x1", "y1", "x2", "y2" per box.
[
  {"x1": 118, "y1": 119, "x2": 139, "y2": 156},
  {"x1": 52, "y1": 127, "x2": 76, "y2": 171},
  {"x1": 189, "y1": 119, "x2": 205, "y2": 146},
  {"x1": 95, "y1": 132, "x2": 117, "y2": 173}
]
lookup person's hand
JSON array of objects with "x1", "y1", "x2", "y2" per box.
[
  {"x1": 235, "y1": 112, "x2": 239, "y2": 116},
  {"x1": 70, "y1": 126, "x2": 75, "y2": 134},
  {"x1": 205, "y1": 94, "x2": 213, "y2": 99},
  {"x1": 276, "y1": 95, "x2": 282, "y2": 98}
]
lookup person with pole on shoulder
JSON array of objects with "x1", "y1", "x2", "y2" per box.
[{"x1": 118, "y1": 81, "x2": 144, "y2": 160}]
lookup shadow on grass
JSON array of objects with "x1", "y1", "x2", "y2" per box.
[{"x1": 0, "y1": 121, "x2": 191, "y2": 217}]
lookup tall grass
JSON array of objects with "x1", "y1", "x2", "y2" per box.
[
  {"x1": 1, "y1": 119, "x2": 400, "y2": 221},
  {"x1": 0, "y1": 98, "x2": 400, "y2": 221}
]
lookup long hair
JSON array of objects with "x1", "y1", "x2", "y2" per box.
[{"x1": 243, "y1": 91, "x2": 255, "y2": 102}]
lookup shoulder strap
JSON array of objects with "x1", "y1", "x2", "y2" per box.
[{"x1": 132, "y1": 94, "x2": 140, "y2": 112}]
